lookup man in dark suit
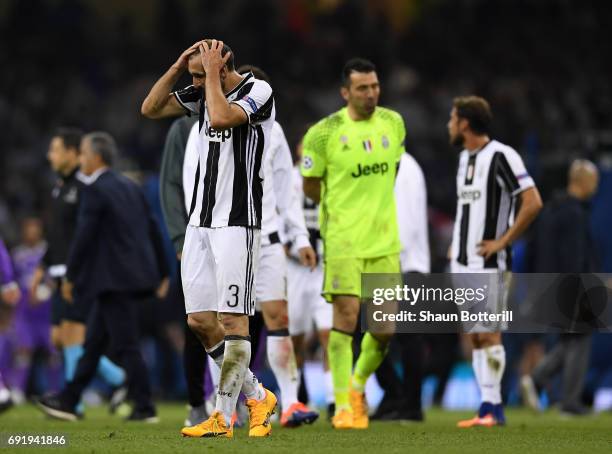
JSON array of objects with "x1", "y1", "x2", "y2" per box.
[
  {"x1": 36, "y1": 131, "x2": 169, "y2": 422},
  {"x1": 521, "y1": 159, "x2": 599, "y2": 416}
]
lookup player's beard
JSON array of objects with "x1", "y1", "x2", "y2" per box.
[{"x1": 450, "y1": 132, "x2": 465, "y2": 148}]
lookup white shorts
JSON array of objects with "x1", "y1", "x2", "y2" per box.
[
  {"x1": 287, "y1": 259, "x2": 332, "y2": 335},
  {"x1": 450, "y1": 264, "x2": 510, "y2": 333},
  {"x1": 256, "y1": 242, "x2": 287, "y2": 304},
  {"x1": 181, "y1": 225, "x2": 260, "y2": 316}
]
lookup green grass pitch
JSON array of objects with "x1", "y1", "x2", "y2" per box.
[{"x1": 1, "y1": 404, "x2": 612, "y2": 453}]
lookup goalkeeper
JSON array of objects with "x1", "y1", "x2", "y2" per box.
[{"x1": 301, "y1": 58, "x2": 405, "y2": 430}]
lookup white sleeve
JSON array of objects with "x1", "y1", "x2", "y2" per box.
[
  {"x1": 395, "y1": 154, "x2": 431, "y2": 273},
  {"x1": 173, "y1": 85, "x2": 201, "y2": 116},
  {"x1": 182, "y1": 122, "x2": 200, "y2": 213},
  {"x1": 498, "y1": 147, "x2": 535, "y2": 196},
  {"x1": 231, "y1": 79, "x2": 274, "y2": 125},
  {"x1": 272, "y1": 124, "x2": 310, "y2": 249}
]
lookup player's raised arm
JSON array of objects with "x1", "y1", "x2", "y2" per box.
[
  {"x1": 200, "y1": 40, "x2": 248, "y2": 129},
  {"x1": 141, "y1": 41, "x2": 201, "y2": 119}
]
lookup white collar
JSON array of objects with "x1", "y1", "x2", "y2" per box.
[{"x1": 77, "y1": 167, "x2": 109, "y2": 185}]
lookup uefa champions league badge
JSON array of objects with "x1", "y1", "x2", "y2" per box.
[
  {"x1": 302, "y1": 156, "x2": 313, "y2": 170},
  {"x1": 382, "y1": 135, "x2": 389, "y2": 149}
]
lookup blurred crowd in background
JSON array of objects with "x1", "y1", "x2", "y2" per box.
[{"x1": 1, "y1": 0, "x2": 612, "y2": 412}]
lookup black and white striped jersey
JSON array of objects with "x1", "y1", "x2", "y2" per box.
[
  {"x1": 450, "y1": 140, "x2": 535, "y2": 271},
  {"x1": 173, "y1": 72, "x2": 275, "y2": 228}
]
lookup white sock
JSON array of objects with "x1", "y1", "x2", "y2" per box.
[
  {"x1": 267, "y1": 330, "x2": 299, "y2": 410},
  {"x1": 480, "y1": 345, "x2": 506, "y2": 405},
  {"x1": 324, "y1": 370, "x2": 334, "y2": 405},
  {"x1": 207, "y1": 356, "x2": 220, "y2": 406},
  {"x1": 472, "y1": 348, "x2": 484, "y2": 391},
  {"x1": 214, "y1": 337, "x2": 252, "y2": 424},
  {"x1": 207, "y1": 339, "x2": 264, "y2": 406}
]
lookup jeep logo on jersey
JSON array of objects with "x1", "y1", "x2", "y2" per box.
[
  {"x1": 204, "y1": 121, "x2": 232, "y2": 142},
  {"x1": 351, "y1": 162, "x2": 389, "y2": 178},
  {"x1": 459, "y1": 189, "x2": 482, "y2": 201}
]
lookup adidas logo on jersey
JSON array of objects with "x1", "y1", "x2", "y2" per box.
[
  {"x1": 351, "y1": 162, "x2": 389, "y2": 178},
  {"x1": 204, "y1": 121, "x2": 232, "y2": 142}
]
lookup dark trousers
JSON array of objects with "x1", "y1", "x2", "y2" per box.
[
  {"x1": 61, "y1": 291, "x2": 154, "y2": 412},
  {"x1": 374, "y1": 334, "x2": 424, "y2": 416},
  {"x1": 532, "y1": 333, "x2": 592, "y2": 409}
]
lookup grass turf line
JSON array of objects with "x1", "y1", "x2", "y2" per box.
[{"x1": 1, "y1": 404, "x2": 612, "y2": 453}]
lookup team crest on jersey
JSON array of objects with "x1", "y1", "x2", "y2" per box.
[
  {"x1": 362, "y1": 139, "x2": 373, "y2": 153},
  {"x1": 381, "y1": 135, "x2": 389, "y2": 149},
  {"x1": 340, "y1": 135, "x2": 349, "y2": 151},
  {"x1": 302, "y1": 156, "x2": 313, "y2": 170},
  {"x1": 63, "y1": 187, "x2": 78, "y2": 204}
]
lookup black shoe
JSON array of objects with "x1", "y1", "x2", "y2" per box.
[
  {"x1": 371, "y1": 398, "x2": 402, "y2": 420},
  {"x1": 126, "y1": 407, "x2": 159, "y2": 423},
  {"x1": 398, "y1": 409, "x2": 424, "y2": 423},
  {"x1": 372, "y1": 409, "x2": 402, "y2": 421},
  {"x1": 109, "y1": 385, "x2": 128, "y2": 414},
  {"x1": 560, "y1": 404, "x2": 591, "y2": 417},
  {"x1": 327, "y1": 403, "x2": 335, "y2": 422},
  {"x1": 36, "y1": 394, "x2": 78, "y2": 421}
]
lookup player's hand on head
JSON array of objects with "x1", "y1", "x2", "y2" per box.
[
  {"x1": 199, "y1": 39, "x2": 231, "y2": 75},
  {"x1": 298, "y1": 246, "x2": 317, "y2": 270},
  {"x1": 173, "y1": 41, "x2": 201, "y2": 70},
  {"x1": 476, "y1": 239, "x2": 507, "y2": 260}
]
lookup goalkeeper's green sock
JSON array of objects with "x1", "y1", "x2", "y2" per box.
[
  {"x1": 328, "y1": 329, "x2": 353, "y2": 412},
  {"x1": 352, "y1": 333, "x2": 388, "y2": 393}
]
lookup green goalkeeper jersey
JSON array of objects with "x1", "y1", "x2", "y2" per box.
[{"x1": 301, "y1": 106, "x2": 405, "y2": 259}]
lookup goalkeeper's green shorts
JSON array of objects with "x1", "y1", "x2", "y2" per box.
[{"x1": 322, "y1": 254, "x2": 400, "y2": 302}]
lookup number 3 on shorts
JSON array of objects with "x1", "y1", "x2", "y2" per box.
[{"x1": 227, "y1": 284, "x2": 240, "y2": 307}]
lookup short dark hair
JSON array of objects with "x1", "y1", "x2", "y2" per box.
[
  {"x1": 84, "y1": 131, "x2": 118, "y2": 166},
  {"x1": 191, "y1": 39, "x2": 235, "y2": 71},
  {"x1": 54, "y1": 127, "x2": 83, "y2": 152},
  {"x1": 453, "y1": 96, "x2": 493, "y2": 135},
  {"x1": 237, "y1": 64, "x2": 270, "y2": 83},
  {"x1": 342, "y1": 58, "x2": 376, "y2": 87}
]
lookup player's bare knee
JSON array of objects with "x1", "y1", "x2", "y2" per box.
[
  {"x1": 262, "y1": 300, "x2": 288, "y2": 330},
  {"x1": 219, "y1": 313, "x2": 249, "y2": 337},
  {"x1": 479, "y1": 332, "x2": 501, "y2": 348},
  {"x1": 370, "y1": 332, "x2": 392, "y2": 345},
  {"x1": 187, "y1": 313, "x2": 218, "y2": 338},
  {"x1": 333, "y1": 305, "x2": 358, "y2": 332}
]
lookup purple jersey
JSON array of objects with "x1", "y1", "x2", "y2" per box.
[
  {"x1": 12, "y1": 242, "x2": 47, "y2": 291},
  {"x1": 10, "y1": 242, "x2": 52, "y2": 351},
  {"x1": 0, "y1": 238, "x2": 15, "y2": 286},
  {"x1": 11, "y1": 242, "x2": 50, "y2": 318}
]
